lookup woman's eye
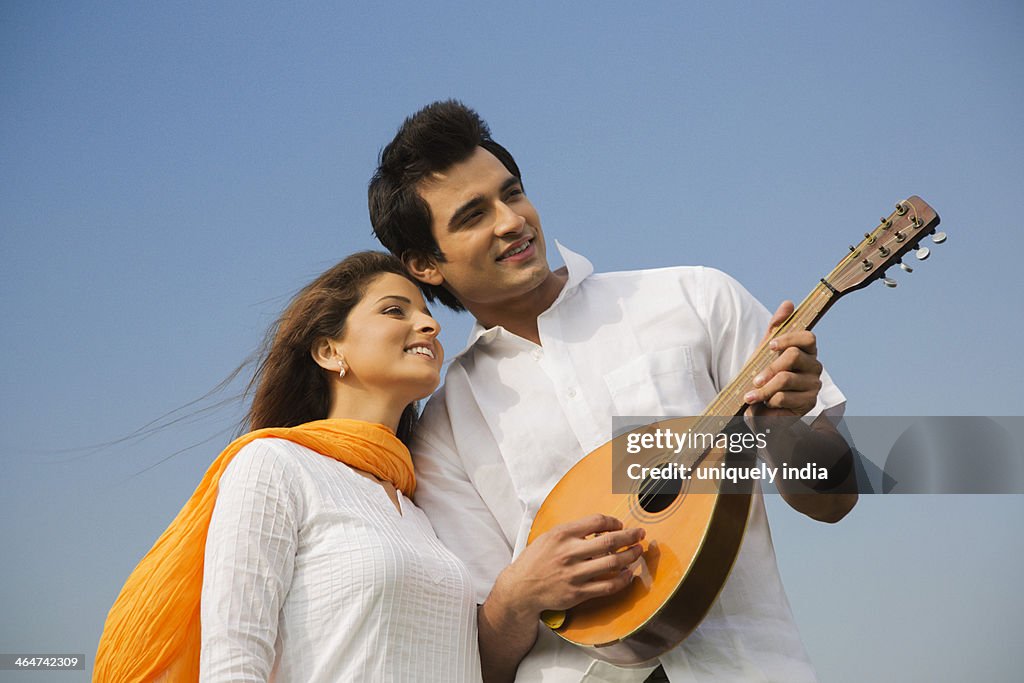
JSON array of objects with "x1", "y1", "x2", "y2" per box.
[{"x1": 382, "y1": 306, "x2": 404, "y2": 316}]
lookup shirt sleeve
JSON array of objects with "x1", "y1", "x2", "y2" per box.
[
  {"x1": 411, "y1": 389, "x2": 517, "y2": 604},
  {"x1": 699, "y1": 267, "x2": 845, "y2": 418},
  {"x1": 200, "y1": 440, "x2": 301, "y2": 682}
]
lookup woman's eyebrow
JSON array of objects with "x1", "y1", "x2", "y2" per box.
[{"x1": 374, "y1": 295, "x2": 413, "y2": 305}]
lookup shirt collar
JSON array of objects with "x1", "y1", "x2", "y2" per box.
[
  {"x1": 457, "y1": 241, "x2": 594, "y2": 353},
  {"x1": 555, "y1": 240, "x2": 595, "y2": 292}
]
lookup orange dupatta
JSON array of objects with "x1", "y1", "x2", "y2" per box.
[{"x1": 93, "y1": 418, "x2": 415, "y2": 682}]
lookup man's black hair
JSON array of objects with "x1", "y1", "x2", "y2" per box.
[{"x1": 368, "y1": 100, "x2": 522, "y2": 311}]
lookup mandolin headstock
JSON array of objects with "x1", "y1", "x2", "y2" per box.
[{"x1": 826, "y1": 195, "x2": 943, "y2": 295}]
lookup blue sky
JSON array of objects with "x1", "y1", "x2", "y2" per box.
[{"x1": 2, "y1": 2, "x2": 1022, "y2": 681}]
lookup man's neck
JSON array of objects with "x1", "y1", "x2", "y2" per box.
[{"x1": 472, "y1": 268, "x2": 568, "y2": 346}]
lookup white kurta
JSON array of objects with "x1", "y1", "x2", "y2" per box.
[
  {"x1": 411, "y1": 243, "x2": 844, "y2": 683},
  {"x1": 199, "y1": 437, "x2": 482, "y2": 682}
]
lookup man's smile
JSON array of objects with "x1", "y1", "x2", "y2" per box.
[{"x1": 496, "y1": 237, "x2": 535, "y2": 262}]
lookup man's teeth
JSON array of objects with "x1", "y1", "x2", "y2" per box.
[
  {"x1": 406, "y1": 346, "x2": 435, "y2": 359},
  {"x1": 501, "y1": 241, "x2": 530, "y2": 259}
]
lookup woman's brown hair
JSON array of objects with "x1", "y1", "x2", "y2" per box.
[{"x1": 244, "y1": 251, "x2": 420, "y2": 442}]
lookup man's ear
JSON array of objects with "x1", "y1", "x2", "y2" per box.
[{"x1": 403, "y1": 251, "x2": 445, "y2": 286}]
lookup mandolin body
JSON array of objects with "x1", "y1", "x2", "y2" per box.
[{"x1": 528, "y1": 416, "x2": 753, "y2": 666}]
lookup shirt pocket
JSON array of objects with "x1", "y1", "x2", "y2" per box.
[{"x1": 602, "y1": 346, "x2": 698, "y2": 417}]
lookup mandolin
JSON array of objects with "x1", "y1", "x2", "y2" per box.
[{"x1": 527, "y1": 196, "x2": 943, "y2": 666}]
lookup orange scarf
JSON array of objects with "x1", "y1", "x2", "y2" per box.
[{"x1": 93, "y1": 418, "x2": 414, "y2": 682}]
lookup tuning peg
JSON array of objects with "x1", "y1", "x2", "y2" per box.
[
  {"x1": 915, "y1": 247, "x2": 931, "y2": 260},
  {"x1": 899, "y1": 262, "x2": 914, "y2": 273},
  {"x1": 882, "y1": 277, "x2": 898, "y2": 288},
  {"x1": 931, "y1": 231, "x2": 947, "y2": 244}
]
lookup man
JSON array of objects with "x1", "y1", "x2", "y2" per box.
[{"x1": 369, "y1": 100, "x2": 856, "y2": 682}]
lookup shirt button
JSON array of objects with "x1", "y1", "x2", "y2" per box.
[
  {"x1": 567, "y1": 388, "x2": 578, "y2": 399},
  {"x1": 531, "y1": 349, "x2": 543, "y2": 361}
]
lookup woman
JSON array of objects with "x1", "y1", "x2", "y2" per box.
[
  {"x1": 94, "y1": 252, "x2": 477, "y2": 681},
  {"x1": 94, "y1": 251, "x2": 643, "y2": 682}
]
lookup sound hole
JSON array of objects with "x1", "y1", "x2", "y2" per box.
[{"x1": 637, "y1": 467, "x2": 683, "y2": 513}]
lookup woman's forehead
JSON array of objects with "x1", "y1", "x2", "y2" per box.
[{"x1": 362, "y1": 272, "x2": 427, "y2": 306}]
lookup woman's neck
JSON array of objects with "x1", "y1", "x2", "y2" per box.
[{"x1": 326, "y1": 386, "x2": 406, "y2": 433}]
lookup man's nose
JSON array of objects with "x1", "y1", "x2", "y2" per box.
[{"x1": 493, "y1": 201, "x2": 526, "y2": 237}]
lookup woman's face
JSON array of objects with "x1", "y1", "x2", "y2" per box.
[{"x1": 335, "y1": 272, "x2": 443, "y2": 402}]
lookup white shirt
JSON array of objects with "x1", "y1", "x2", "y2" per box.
[
  {"x1": 411, "y1": 243, "x2": 844, "y2": 683},
  {"x1": 199, "y1": 438, "x2": 482, "y2": 682}
]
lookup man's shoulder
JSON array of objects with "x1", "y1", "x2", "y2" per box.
[
  {"x1": 566, "y1": 263, "x2": 752, "y2": 319},
  {"x1": 589, "y1": 262, "x2": 707, "y2": 280},
  {"x1": 585, "y1": 262, "x2": 740, "y2": 291},
  {"x1": 413, "y1": 384, "x2": 457, "y2": 449},
  {"x1": 418, "y1": 383, "x2": 449, "y2": 426}
]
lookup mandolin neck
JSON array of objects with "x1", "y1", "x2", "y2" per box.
[{"x1": 700, "y1": 282, "x2": 838, "y2": 425}]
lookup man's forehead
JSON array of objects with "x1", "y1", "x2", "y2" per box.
[
  {"x1": 417, "y1": 148, "x2": 512, "y2": 199},
  {"x1": 415, "y1": 173, "x2": 461, "y2": 221},
  {"x1": 417, "y1": 168, "x2": 457, "y2": 194}
]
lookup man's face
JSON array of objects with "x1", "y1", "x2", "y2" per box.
[{"x1": 414, "y1": 147, "x2": 553, "y2": 312}]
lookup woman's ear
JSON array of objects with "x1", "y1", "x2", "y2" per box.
[
  {"x1": 311, "y1": 338, "x2": 343, "y2": 373},
  {"x1": 403, "y1": 251, "x2": 445, "y2": 286}
]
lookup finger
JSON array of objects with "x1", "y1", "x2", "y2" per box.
[
  {"x1": 569, "y1": 548, "x2": 638, "y2": 589},
  {"x1": 752, "y1": 348, "x2": 821, "y2": 389},
  {"x1": 759, "y1": 366, "x2": 821, "y2": 408},
  {"x1": 557, "y1": 513, "x2": 624, "y2": 539},
  {"x1": 759, "y1": 301, "x2": 795, "y2": 345},
  {"x1": 762, "y1": 389, "x2": 818, "y2": 414},
  {"x1": 769, "y1": 330, "x2": 818, "y2": 356},
  {"x1": 576, "y1": 567, "x2": 637, "y2": 601},
  {"x1": 768, "y1": 348, "x2": 822, "y2": 379},
  {"x1": 760, "y1": 368, "x2": 822, "y2": 398},
  {"x1": 575, "y1": 527, "x2": 645, "y2": 559},
  {"x1": 746, "y1": 366, "x2": 822, "y2": 406},
  {"x1": 594, "y1": 543, "x2": 644, "y2": 574}
]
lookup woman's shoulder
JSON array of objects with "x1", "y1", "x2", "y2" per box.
[
  {"x1": 226, "y1": 436, "x2": 365, "y2": 491},
  {"x1": 220, "y1": 437, "x2": 318, "y2": 490}
]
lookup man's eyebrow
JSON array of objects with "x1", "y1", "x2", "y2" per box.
[
  {"x1": 447, "y1": 177, "x2": 523, "y2": 230},
  {"x1": 499, "y1": 176, "x2": 522, "y2": 194},
  {"x1": 448, "y1": 195, "x2": 484, "y2": 231}
]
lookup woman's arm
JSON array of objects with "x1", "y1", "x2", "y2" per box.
[{"x1": 200, "y1": 441, "x2": 299, "y2": 682}]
